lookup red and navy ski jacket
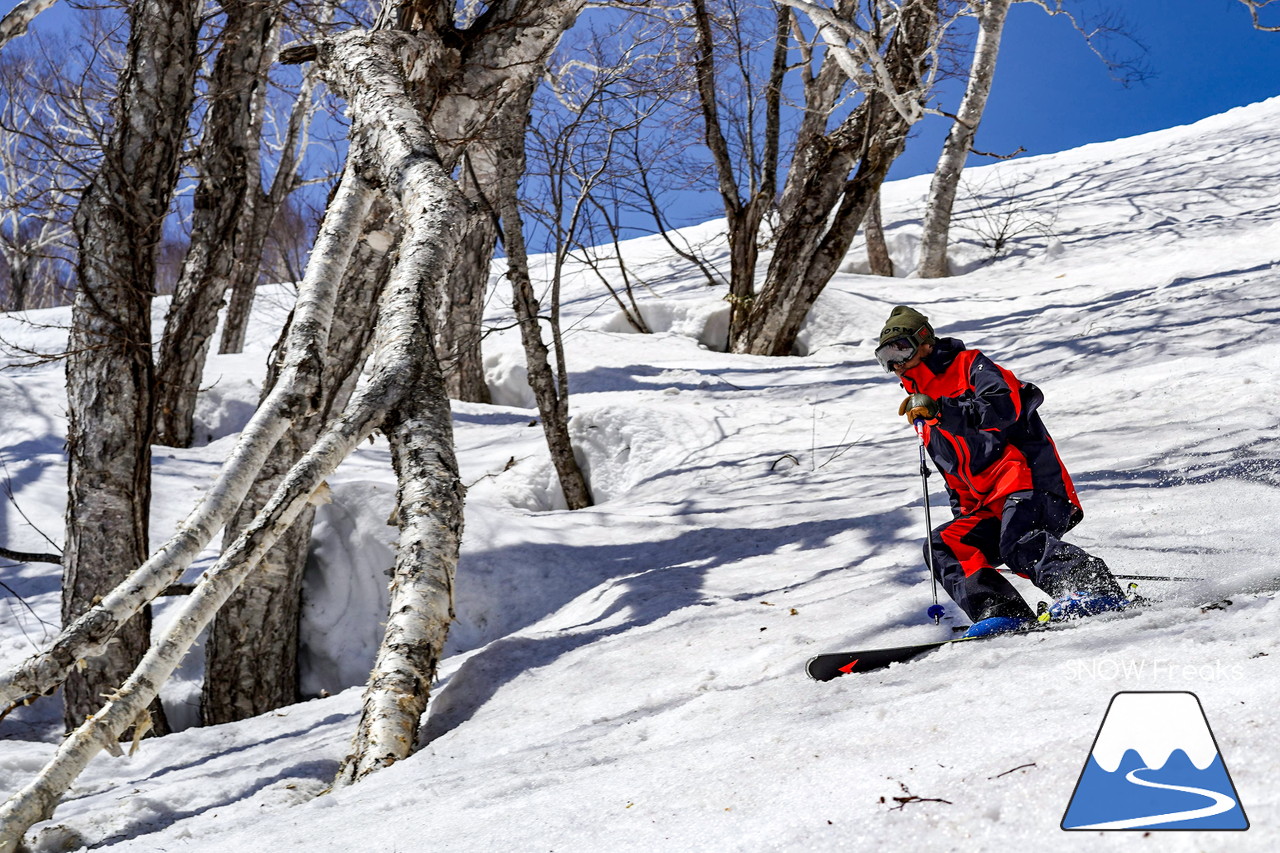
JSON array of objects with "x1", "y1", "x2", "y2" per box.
[{"x1": 898, "y1": 337, "x2": 1082, "y2": 523}]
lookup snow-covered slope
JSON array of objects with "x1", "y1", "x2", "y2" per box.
[{"x1": 3, "y1": 97, "x2": 1280, "y2": 851}]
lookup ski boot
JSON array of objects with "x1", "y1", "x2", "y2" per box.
[
  {"x1": 963, "y1": 615, "x2": 1036, "y2": 638},
  {"x1": 1041, "y1": 582, "x2": 1146, "y2": 623}
]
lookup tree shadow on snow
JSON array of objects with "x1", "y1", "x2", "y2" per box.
[{"x1": 424, "y1": 504, "x2": 921, "y2": 745}]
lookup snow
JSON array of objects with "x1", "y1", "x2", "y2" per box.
[{"x1": 4, "y1": 96, "x2": 1280, "y2": 850}]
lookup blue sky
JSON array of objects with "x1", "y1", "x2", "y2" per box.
[
  {"x1": 21, "y1": 0, "x2": 1280, "y2": 250},
  {"x1": 891, "y1": 0, "x2": 1280, "y2": 180}
]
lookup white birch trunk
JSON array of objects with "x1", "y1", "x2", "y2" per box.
[
  {"x1": 864, "y1": 189, "x2": 894, "y2": 276},
  {"x1": 203, "y1": 196, "x2": 396, "y2": 724},
  {"x1": 0, "y1": 0, "x2": 56, "y2": 52},
  {"x1": 0, "y1": 166, "x2": 374, "y2": 714},
  {"x1": 334, "y1": 385, "x2": 461, "y2": 782},
  {"x1": 916, "y1": 0, "x2": 1010, "y2": 278},
  {"x1": 310, "y1": 25, "x2": 468, "y2": 784}
]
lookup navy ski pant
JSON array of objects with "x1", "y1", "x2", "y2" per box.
[{"x1": 927, "y1": 490, "x2": 1116, "y2": 622}]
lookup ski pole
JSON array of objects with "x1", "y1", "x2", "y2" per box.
[
  {"x1": 991, "y1": 567, "x2": 1204, "y2": 582},
  {"x1": 1110, "y1": 573, "x2": 1204, "y2": 582},
  {"x1": 915, "y1": 419, "x2": 944, "y2": 624}
]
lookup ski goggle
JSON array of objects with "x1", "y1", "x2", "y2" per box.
[{"x1": 874, "y1": 336, "x2": 919, "y2": 373}]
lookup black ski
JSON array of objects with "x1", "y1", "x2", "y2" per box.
[
  {"x1": 809, "y1": 584, "x2": 1160, "y2": 681},
  {"x1": 805, "y1": 633, "x2": 997, "y2": 681}
]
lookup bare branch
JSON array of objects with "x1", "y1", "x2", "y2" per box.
[
  {"x1": 1018, "y1": 0, "x2": 1152, "y2": 85},
  {"x1": 1238, "y1": 0, "x2": 1280, "y2": 31},
  {"x1": 0, "y1": 546, "x2": 59, "y2": 563}
]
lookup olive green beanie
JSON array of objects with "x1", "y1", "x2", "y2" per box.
[{"x1": 878, "y1": 305, "x2": 935, "y2": 347}]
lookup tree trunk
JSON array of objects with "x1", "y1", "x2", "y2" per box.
[
  {"x1": 419, "y1": 0, "x2": 590, "y2": 401},
  {"x1": 292, "y1": 23, "x2": 470, "y2": 786},
  {"x1": 864, "y1": 188, "x2": 894, "y2": 276},
  {"x1": 917, "y1": 0, "x2": 1010, "y2": 278},
  {"x1": 61, "y1": 0, "x2": 200, "y2": 736},
  {"x1": 435, "y1": 157, "x2": 494, "y2": 403},
  {"x1": 335, "y1": 341, "x2": 461, "y2": 784},
  {"x1": 202, "y1": 195, "x2": 397, "y2": 725},
  {"x1": 734, "y1": 0, "x2": 938, "y2": 356},
  {"x1": 216, "y1": 185, "x2": 271, "y2": 356},
  {"x1": 495, "y1": 85, "x2": 592, "y2": 510},
  {"x1": 734, "y1": 113, "x2": 885, "y2": 354},
  {"x1": 0, "y1": 146, "x2": 428, "y2": 844},
  {"x1": 219, "y1": 28, "x2": 324, "y2": 356},
  {"x1": 0, "y1": 0, "x2": 57, "y2": 52},
  {"x1": 0, "y1": 5, "x2": 582, "y2": 844},
  {"x1": 691, "y1": 0, "x2": 788, "y2": 350},
  {"x1": 0, "y1": 298, "x2": 411, "y2": 848},
  {"x1": 155, "y1": 0, "x2": 283, "y2": 447},
  {"x1": 5, "y1": 250, "x2": 31, "y2": 310}
]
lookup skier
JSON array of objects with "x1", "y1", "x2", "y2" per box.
[{"x1": 874, "y1": 305, "x2": 1127, "y2": 629}]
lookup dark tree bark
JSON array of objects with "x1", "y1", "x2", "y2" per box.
[
  {"x1": 435, "y1": 153, "x2": 495, "y2": 403},
  {"x1": 155, "y1": 0, "x2": 284, "y2": 447},
  {"x1": 494, "y1": 81, "x2": 593, "y2": 510},
  {"x1": 864, "y1": 188, "x2": 894, "y2": 276},
  {"x1": 62, "y1": 0, "x2": 201, "y2": 735},
  {"x1": 219, "y1": 30, "x2": 323, "y2": 356}
]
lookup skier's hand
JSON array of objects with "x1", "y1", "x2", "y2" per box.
[{"x1": 898, "y1": 393, "x2": 938, "y2": 425}]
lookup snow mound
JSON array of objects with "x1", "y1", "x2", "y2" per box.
[
  {"x1": 299, "y1": 479, "x2": 397, "y2": 698},
  {"x1": 482, "y1": 348, "x2": 536, "y2": 409},
  {"x1": 597, "y1": 297, "x2": 729, "y2": 351},
  {"x1": 570, "y1": 405, "x2": 718, "y2": 504}
]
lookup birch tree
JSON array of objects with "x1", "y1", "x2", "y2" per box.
[
  {"x1": 914, "y1": 0, "x2": 1145, "y2": 278},
  {"x1": 61, "y1": 0, "x2": 200, "y2": 735},
  {"x1": 916, "y1": 0, "x2": 1009, "y2": 278},
  {"x1": 423, "y1": 0, "x2": 595, "y2": 406},
  {"x1": 208, "y1": 0, "x2": 594, "y2": 720},
  {"x1": 1, "y1": 1, "x2": 589, "y2": 842},
  {"x1": 335, "y1": 0, "x2": 590, "y2": 777},
  {"x1": 518, "y1": 14, "x2": 674, "y2": 334}
]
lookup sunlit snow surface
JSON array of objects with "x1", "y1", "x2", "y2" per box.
[{"x1": 3, "y1": 98, "x2": 1280, "y2": 851}]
